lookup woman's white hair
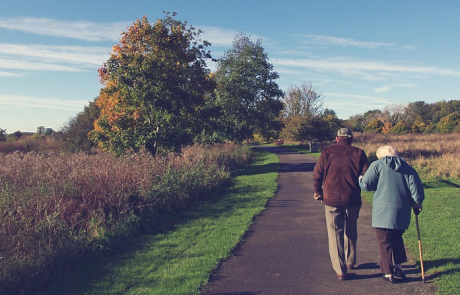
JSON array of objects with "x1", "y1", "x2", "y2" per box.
[{"x1": 376, "y1": 145, "x2": 399, "y2": 159}]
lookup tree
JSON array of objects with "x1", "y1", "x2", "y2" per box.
[
  {"x1": 364, "y1": 118, "x2": 384, "y2": 133},
  {"x1": 344, "y1": 113, "x2": 365, "y2": 133},
  {"x1": 90, "y1": 13, "x2": 214, "y2": 156},
  {"x1": 283, "y1": 82, "x2": 323, "y2": 117},
  {"x1": 280, "y1": 82, "x2": 337, "y2": 142},
  {"x1": 411, "y1": 115, "x2": 427, "y2": 133},
  {"x1": 58, "y1": 100, "x2": 100, "y2": 152},
  {"x1": 436, "y1": 112, "x2": 459, "y2": 133},
  {"x1": 36, "y1": 126, "x2": 46, "y2": 137},
  {"x1": 361, "y1": 109, "x2": 381, "y2": 128},
  {"x1": 213, "y1": 32, "x2": 284, "y2": 142},
  {"x1": 13, "y1": 131, "x2": 22, "y2": 139},
  {"x1": 0, "y1": 128, "x2": 6, "y2": 142},
  {"x1": 390, "y1": 121, "x2": 408, "y2": 134}
]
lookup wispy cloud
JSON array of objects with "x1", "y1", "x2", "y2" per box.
[
  {"x1": 0, "y1": 95, "x2": 87, "y2": 111},
  {"x1": 298, "y1": 34, "x2": 394, "y2": 49},
  {"x1": 0, "y1": 70, "x2": 24, "y2": 77},
  {"x1": 0, "y1": 58, "x2": 86, "y2": 72},
  {"x1": 373, "y1": 83, "x2": 418, "y2": 94},
  {"x1": 272, "y1": 57, "x2": 460, "y2": 78},
  {"x1": 0, "y1": 43, "x2": 110, "y2": 74},
  {"x1": 374, "y1": 85, "x2": 392, "y2": 93},
  {"x1": 325, "y1": 92, "x2": 391, "y2": 104},
  {"x1": 0, "y1": 17, "x2": 127, "y2": 41},
  {"x1": 199, "y1": 26, "x2": 238, "y2": 47},
  {"x1": 0, "y1": 43, "x2": 109, "y2": 66}
]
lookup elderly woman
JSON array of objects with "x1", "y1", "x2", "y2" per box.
[{"x1": 359, "y1": 146, "x2": 424, "y2": 283}]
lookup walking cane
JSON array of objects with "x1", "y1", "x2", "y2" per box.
[{"x1": 415, "y1": 213, "x2": 426, "y2": 283}]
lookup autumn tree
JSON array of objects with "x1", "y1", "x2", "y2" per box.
[
  {"x1": 91, "y1": 13, "x2": 214, "y2": 156},
  {"x1": 281, "y1": 82, "x2": 340, "y2": 142},
  {"x1": 212, "y1": 32, "x2": 284, "y2": 142}
]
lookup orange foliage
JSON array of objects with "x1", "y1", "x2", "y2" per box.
[{"x1": 381, "y1": 122, "x2": 394, "y2": 134}]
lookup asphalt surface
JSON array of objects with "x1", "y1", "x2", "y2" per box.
[{"x1": 201, "y1": 146, "x2": 434, "y2": 295}]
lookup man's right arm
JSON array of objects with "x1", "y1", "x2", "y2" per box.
[{"x1": 313, "y1": 155, "x2": 324, "y2": 194}]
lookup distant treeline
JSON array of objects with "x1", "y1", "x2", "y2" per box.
[{"x1": 344, "y1": 100, "x2": 460, "y2": 134}]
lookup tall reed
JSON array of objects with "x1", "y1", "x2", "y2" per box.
[
  {"x1": 0, "y1": 143, "x2": 251, "y2": 294},
  {"x1": 353, "y1": 133, "x2": 460, "y2": 180}
]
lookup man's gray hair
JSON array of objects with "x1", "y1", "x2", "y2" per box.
[{"x1": 376, "y1": 145, "x2": 399, "y2": 159}]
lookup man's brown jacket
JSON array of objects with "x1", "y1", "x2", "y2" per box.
[{"x1": 313, "y1": 140, "x2": 369, "y2": 207}]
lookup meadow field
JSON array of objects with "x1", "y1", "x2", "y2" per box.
[
  {"x1": 1, "y1": 133, "x2": 459, "y2": 294},
  {"x1": 0, "y1": 142, "x2": 252, "y2": 294},
  {"x1": 353, "y1": 132, "x2": 460, "y2": 181}
]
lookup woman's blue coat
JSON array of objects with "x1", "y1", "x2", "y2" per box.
[{"x1": 359, "y1": 156, "x2": 425, "y2": 230}]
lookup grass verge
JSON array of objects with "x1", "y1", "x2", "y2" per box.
[{"x1": 38, "y1": 148, "x2": 279, "y2": 295}]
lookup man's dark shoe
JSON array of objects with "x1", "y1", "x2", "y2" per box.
[
  {"x1": 337, "y1": 274, "x2": 348, "y2": 281},
  {"x1": 347, "y1": 264, "x2": 355, "y2": 271},
  {"x1": 382, "y1": 275, "x2": 394, "y2": 283},
  {"x1": 394, "y1": 268, "x2": 406, "y2": 279}
]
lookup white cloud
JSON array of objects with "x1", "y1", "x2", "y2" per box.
[
  {"x1": 0, "y1": 43, "x2": 109, "y2": 67},
  {"x1": 0, "y1": 95, "x2": 87, "y2": 111},
  {"x1": 199, "y1": 26, "x2": 238, "y2": 47},
  {"x1": 374, "y1": 85, "x2": 392, "y2": 93},
  {"x1": 0, "y1": 71, "x2": 24, "y2": 77},
  {"x1": 271, "y1": 57, "x2": 460, "y2": 78},
  {"x1": 298, "y1": 34, "x2": 394, "y2": 49},
  {"x1": 0, "y1": 58, "x2": 87, "y2": 72},
  {"x1": 0, "y1": 17, "x2": 127, "y2": 41}
]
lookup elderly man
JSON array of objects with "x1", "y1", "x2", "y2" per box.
[{"x1": 313, "y1": 128, "x2": 369, "y2": 280}]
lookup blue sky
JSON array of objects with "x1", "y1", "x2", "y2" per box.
[{"x1": 1, "y1": 0, "x2": 459, "y2": 133}]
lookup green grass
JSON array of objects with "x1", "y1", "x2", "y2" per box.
[
  {"x1": 282, "y1": 143, "x2": 321, "y2": 158},
  {"x1": 38, "y1": 148, "x2": 279, "y2": 295}
]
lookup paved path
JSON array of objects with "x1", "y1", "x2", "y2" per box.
[{"x1": 201, "y1": 147, "x2": 434, "y2": 295}]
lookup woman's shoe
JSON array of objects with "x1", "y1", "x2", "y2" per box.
[{"x1": 394, "y1": 268, "x2": 406, "y2": 279}]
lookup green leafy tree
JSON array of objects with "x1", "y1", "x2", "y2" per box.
[
  {"x1": 344, "y1": 113, "x2": 365, "y2": 133},
  {"x1": 36, "y1": 126, "x2": 46, "y2": 137},
  {"x1": 364, "y1": 118, "x2": 384, "y2": 133},
  {"x1": 411, "y1": 115, "x2": 427, "y2": 133},
  {"x1": 0, "y1": 128, "x2": 6, "y2": 142},
  {"x1": 436, "y1": 112, "x2": 459, "y2": 133},
  {"x1": 90, "y1": 13, "x2": 214, "y2": 156},
  {"x1": 213, "y1": 32, "x2": 284, "y2": 142},
  {"x1": 390, "y1": 121, "x2": 408, "y2": 134},
  {"x1": 58, "y1": 100, "x2": 100, "y2": 152}
]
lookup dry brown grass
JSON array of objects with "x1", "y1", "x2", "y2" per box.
[
  {"x1": 353, "y1": 133, "x2": 460, "y2": 180},
  {"x1": 0, "y1": 142, "x2": 252, "y2": 294},
  {"x1": 0, "y1": 136, "x2": 64, "y2": 153}
]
